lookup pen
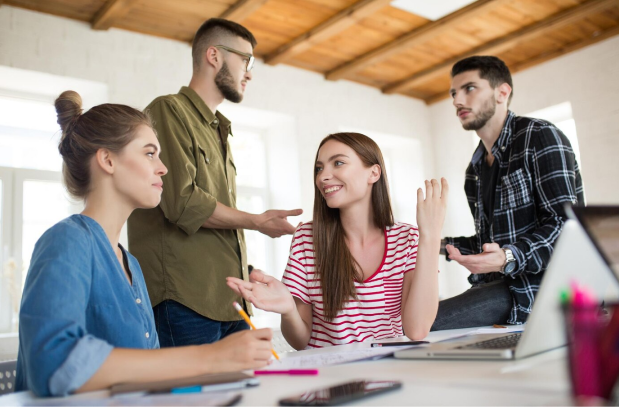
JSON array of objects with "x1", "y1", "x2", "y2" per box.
[
  {"x1": 232, "y1": 301, "x2": 280, "y2": 361},
  {"x1": 171, "y1": 380, "x2": 255, "y2": 394},
  {"x1": 371, "y1": 340, "x2": 429, "y2": 347},
  {"x1": 254, "y1": 369, "x2": 319, "y2": 375}
]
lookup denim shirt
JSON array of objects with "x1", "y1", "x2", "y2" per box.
[{"x1": 16, "y1": 215, "x2": 159, "y2": 397}]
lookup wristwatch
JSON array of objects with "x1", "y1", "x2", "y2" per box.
[{"x1": 500, "y1": 248, "x2": 516, "y2": 275}]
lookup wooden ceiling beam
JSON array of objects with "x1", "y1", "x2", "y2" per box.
[
  {"x1": 220, "y1": 0, "x2": 269, "y2": 22},
  {"x1": 509, "y1": 24, "x2": 619, "y2": 74},
  {"x1": 424, "y1": 24, "x2": 619, "y2": 105},
  {"x1": 92, "y1": 0, "x2": 139, "y2": 30},
  {"x1": 325, "y1": 0, "x2": 510, "y2": 81},
  {"x1": 263, "y1": 0, "x2": 391, "y2": 66},
  {"x1": 383, "y1": 0, "x2": 619, "y2": 95}
]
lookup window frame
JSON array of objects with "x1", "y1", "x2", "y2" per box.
[{"x1": 0, "y1": 167, "x2": 82, "y2": 333}]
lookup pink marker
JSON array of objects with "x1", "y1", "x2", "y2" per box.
[{"x1": 254, "y1": 369, "x2": 319, "y2": 375}]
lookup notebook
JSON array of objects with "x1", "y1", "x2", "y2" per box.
[{"x1": 110, "y1": 371, "x2": 259, "y2": 396}]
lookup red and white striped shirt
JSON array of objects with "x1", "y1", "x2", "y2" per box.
[{"x1": 283, "y1": 221, "x2": 419, "y2": 348}]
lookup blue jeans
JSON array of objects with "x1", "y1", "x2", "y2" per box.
[
  {"x1": 430, "y1": 279, "x2": 513, "y2": 331},
  {"x1": 153, "y1": 300, "x2": 249, "y2": 347}
]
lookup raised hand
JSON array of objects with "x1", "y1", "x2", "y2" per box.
[
  {"x1": 416, "y1": 178, "x2": 449, "y2": 241},
  {"x1": 255, "y1": 209, "x2": 303, "y2": 238},
  {"x1": 203, "y1": 328, "x2": 273, "y2": 371},
  {"x1": 226, "y1": 269, "x2": 296, "y2": 315}
]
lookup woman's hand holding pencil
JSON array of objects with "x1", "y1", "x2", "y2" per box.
[
  {"x1": 233, "y1": 302, "x2": 281, "y2": 361},
  {"x1": 202, "y1": 325, "x2": 274, "y2": 371}
]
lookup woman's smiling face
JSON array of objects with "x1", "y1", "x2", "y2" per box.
[{"x1": 315, "y1": 139, "x2": 379, "y2": 210}]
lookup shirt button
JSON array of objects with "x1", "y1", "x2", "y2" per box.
[
  {"x1": 206, "y1": 157, "x2": 210, "y2": 164},
  {"x1": 145, "y1": 332, "x2": 150, "y2": 338},
  {"x1": 229, "y1": 188, "x2": 232, "y2": 193},
  {"x1": 136, "y1": 298, "x2": 142, "y2": 304},
  {"x1": 501, "y1": 146, "x2": 506, "y2": 151},
  {"x1": 213, "y1": 119, "x2": 219, "y2": 125},
  {"x1": 474, "y1": 203, "x2": 478, "y2": 207},
  {"x1": 474, "y1": 176, "x2": 479, "y2": 181}
]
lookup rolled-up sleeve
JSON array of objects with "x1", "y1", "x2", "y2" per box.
[
  {"x1": 18, "y1": 224, "x2": 110, "y2": 397},
  {"x1": 49, "y1": 336, "x2": 113, "y2": 396},
  {"x1": 147, "y1": 100, "x2": 217, "y2": 235},
  {"x1": 444, "y1": 235, "x2": 479, "y2": 257}
]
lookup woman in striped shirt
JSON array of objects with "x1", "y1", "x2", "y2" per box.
[{"x1": 227, "y1": 132, "x2": 448, "y2": 349}]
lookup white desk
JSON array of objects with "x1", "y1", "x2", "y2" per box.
[{"x1": 0, "y1": 328, "x2": 574, "y2": 406}]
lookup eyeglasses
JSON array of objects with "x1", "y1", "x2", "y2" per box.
[{"x1": 214, "y1": 45, "x2": 255, "y2": 72}]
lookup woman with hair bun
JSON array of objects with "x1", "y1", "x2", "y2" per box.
[{"x1": 16, "y1": 91, "x2": 273, "y2": 397}]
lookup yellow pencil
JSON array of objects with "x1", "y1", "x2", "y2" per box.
[{"x1": 233, "y1": 301, "x2": 280, "y2": 361}]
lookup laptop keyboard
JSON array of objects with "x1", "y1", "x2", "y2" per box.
[{"x1": 455, "y1": 332, "x2": 522, "y2": 350}]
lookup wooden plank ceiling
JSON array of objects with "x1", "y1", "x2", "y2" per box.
[{"x1": 5, "y1": 0, "x2": 619, "y2": 103}]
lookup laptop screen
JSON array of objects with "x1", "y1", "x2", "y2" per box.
[{"x1": 572, "y1": 206, "x2": 619, "y2": 280}]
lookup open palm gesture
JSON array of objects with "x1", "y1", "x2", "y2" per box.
[{"x1": 226, "y1": 269, "x2": 296, "y2": 315}]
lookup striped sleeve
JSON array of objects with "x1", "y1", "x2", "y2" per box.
[
  {"x1": 403, "y1": 226, "x2": 419, "y2": 274},
  {"x1": 282, "y1": 223, "x2": 313, "y2": 304}
]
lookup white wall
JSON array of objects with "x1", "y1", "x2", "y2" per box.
[
  {"x1": 0, "y1": 5, "x2": 435, "y2": 213},
  {"x1": 430, "y1": 35, "x2": 619, "y2": 295},
  {"x1": 0, "y1": 6, "x2": 435, "y2": 279}
]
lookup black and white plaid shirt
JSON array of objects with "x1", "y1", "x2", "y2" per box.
[{"x1": 445, "y1": 111, "x2": 585, "y2": 324}]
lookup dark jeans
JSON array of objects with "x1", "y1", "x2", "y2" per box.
[
  {"x1": 431, "y1": 279, "x2": 513, "y2": 331},
  {"x1": 153, "y1": 299, "x2": 249, "y2": 347}
]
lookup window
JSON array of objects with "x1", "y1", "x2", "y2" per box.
[
  {"x1": 526, "y1": 102, "x2": 582, "y2": 168},
  {"x1": 228, "y1": 127, "x2": 275, "y2": 328},
  {"x1": 0, "y1": 68, "x2": 107, "y2": 334},
  {"x1": 0, "y1": 95, "x2": 83, "y2": 333},
  {"x1": 219, "y1": 102, "x2": 301, "y2": 329}
]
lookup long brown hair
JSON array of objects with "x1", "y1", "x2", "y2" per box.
[
  {"x1": 312, "y1": 132, "x2": 394, "y2": 321},
  {"x1": 55, "y1": 90, "x2": 152, "y2": 199}
]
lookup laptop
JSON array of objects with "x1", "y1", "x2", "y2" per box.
[
  {"x1": 395, "y1": 206, "x2": 619, "y2": 360},
  {"x1": 571, "y1": 206, "x2": 619, "y2": 284}
]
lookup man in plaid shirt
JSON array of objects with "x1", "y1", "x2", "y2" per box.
[{"x1": 433, "y1": 56, "x2": 584, "y2": 329}]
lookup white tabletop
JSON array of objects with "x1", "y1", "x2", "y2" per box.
[{"x1": 0, "y1": 327, "x2": 574, "y2": 406}]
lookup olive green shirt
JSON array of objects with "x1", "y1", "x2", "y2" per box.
[{"x1": 127, "y1": 86, "x2": 251, "y2": 321}]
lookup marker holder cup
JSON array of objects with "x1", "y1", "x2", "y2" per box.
[{"x1": 563, "y1": 302, "x2": 619, "y2": 401}]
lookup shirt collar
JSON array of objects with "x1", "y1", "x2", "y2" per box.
[
  {"x1": 178, "y1": 86, "x2": 232, "y2": 132},
  {"x1": 471, "y1": 110, "x2": 515, "y2": 166}
]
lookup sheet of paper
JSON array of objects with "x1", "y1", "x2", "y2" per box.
[{"x1": 265, "y1": 346, "x2": 416, "y2": 369}]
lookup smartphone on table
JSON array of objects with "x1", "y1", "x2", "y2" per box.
[{"x1": 278, "y1": 380, "x2": 402, "y2": 406}]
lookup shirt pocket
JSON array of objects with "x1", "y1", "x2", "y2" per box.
[
  {"x1": 228, "y1": 157, "x2": 237, "y2": 176},
  {"x1": 196, "y1": 144, "x2": 216, "y2": 193},
  {"x1": 500, "y1": 168, "x2": 531, "y2": 209}
]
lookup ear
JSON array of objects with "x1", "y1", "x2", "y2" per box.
[
  {"x1": 205, "y1": 46, "x2": 220, "y2": 69},
  {"x1": 94, "y1": 148, "x2": 115, "y2": 175},
  {"x1": 368, "y1": 164, "x2": 382, "y2": 185},
  {"x1": 496, "y1": 82, "x2": 512, "y2": 105}
]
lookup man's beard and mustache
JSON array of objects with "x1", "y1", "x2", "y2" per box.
[
  {"x1": 460, "y1": 95, "x2": 496, "y2": 130},
  {"x1": 215, "y1": 61, "x2": 243, "y2": 103}
]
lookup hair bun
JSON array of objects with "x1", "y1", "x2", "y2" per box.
[{"x1": 55, "y1": 90, "x2": 83, "y2": 133}]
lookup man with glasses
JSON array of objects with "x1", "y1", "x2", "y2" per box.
[{"x1": 128, "y1": 18, "x2": 302, "y2": 347}]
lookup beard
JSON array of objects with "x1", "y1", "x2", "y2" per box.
[
  {"x1": 462, "y1": 95, "x2": 496, "y2": 130},
  {"x1": 215, "y1": 61, "x2": 243, "y2": 103}
]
